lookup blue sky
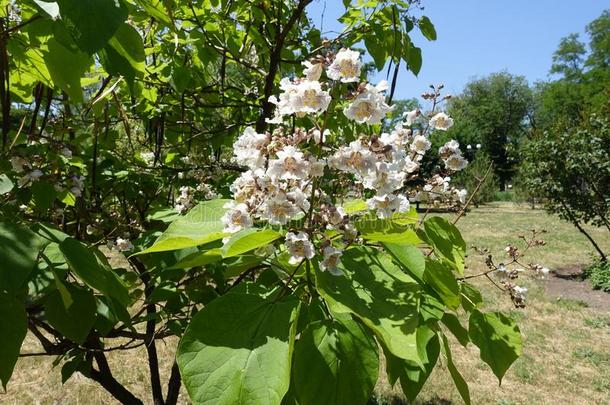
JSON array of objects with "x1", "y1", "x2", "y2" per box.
[{"x1": 306, "y1": 0, "x2": 607, "y2": 99}]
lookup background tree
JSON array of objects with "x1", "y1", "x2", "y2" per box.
[
  {"x1": 444, "y1": 72, "x2": 533, "y2": 190},
  {"x1": 521, "y1": 9, "x2": 610, "y2": 262}
]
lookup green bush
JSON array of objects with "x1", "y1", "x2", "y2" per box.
[{"x1": 583, "y1": 260, "x2": 610, "y2": 291}]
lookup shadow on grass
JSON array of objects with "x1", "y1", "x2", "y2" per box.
[{"x1": 368, "y1": 394, "x2": 453, "y2": 405}]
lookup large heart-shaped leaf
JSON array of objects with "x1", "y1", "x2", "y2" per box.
[
  {"x1": 469, "y1": 310, "x2": 522, "y2": 383},
  {"x1": 137, "y1": 199, "x2": 230, "y2": 255},
  {"x1": 316, "y1": 247, "x2": 422, "y2": 364},
  {"x1": 0, "y1": 221, "x2": 45, "y2": 293},
  {"x1": 291, "y1": 316, "x2": 379, "y2": 405},
  {"x1": 221, "y1": 228, "x2": 281, "y2": 258},
  {"x1": 0, "y1": 293, "x2": 27, "y2": 390},
  {"x1": 177, "y1": 293, "x2": 300, "y2": 405},
  {"x1": 59, "y1": 238, "x2": 130, "y2": 306},
  {"x1": 421, "y1": 217, "x2": 466, "y2": 274},
  {"x1": 384, "y1": 326, "x2": 440, "y2": 402}
]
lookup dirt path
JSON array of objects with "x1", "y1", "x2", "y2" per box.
[{"x1": 544, "y1": 265, "x2": 610, "y2": 311}]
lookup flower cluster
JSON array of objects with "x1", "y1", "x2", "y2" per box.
[
  {"x1": 221, "y1": 48, "x2": 468, "y2": 275},
  {"x1": 475, "y1": 229, "x2": 548, "y2": 307}
]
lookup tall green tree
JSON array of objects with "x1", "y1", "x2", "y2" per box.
[{"x1": 445, "y1": 73, "x2": 533, "y2": 190}]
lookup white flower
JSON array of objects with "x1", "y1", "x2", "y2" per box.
[
  {"x1": 196, "y1": 183, "x2": 219, "y2": 200},
  {"x1": 429, "y1": 112, "x2": 454, "y2": 131},
  {"x1": 18, "y1": 169, "x2": 43, "y2": 187},
  {"x1": 366, "y1": 194, "x2": 410, "y2": 219},
  {"x1": 380, "y1": 126, "x2": 411, "y2": 147},
  {"x1": 260, "y1": 193, "x2": 299, "y2": 225},
  {"x1": 330, "y1": 140, "x2": 375, "y2": 177},
  {"x1": 344, "y1": 81, "x2": 393, "y2": 124},
  {"x1": 302, "y1": 60, "x2": 324, "y2": 81},
  {"x1": 86, "y1": 224, "x2": 96, "y2": 235},
  {"x1": 11, "y1": 156, "x2": 28, "y2": 173},
  {"x1": 321, "y1": 246, "x2": 343, "y2": 276},
  {"x1": 444, "y1": 154, "x2": 468, "y2": 171},
  {"x1": 403, "y1": 157, "x2": 419, "y2": 174},
  {"x1": 410, "y1": 135, "x2": 431, "y2": 154},
  {"x1": 270, "y1": 79, "x2": 331, "y2": 118},
  {"x1": 325, "y1": 206, "x2": 346, "y2": 228},
  {"x1": 511, "y1": 285, "x2": 528, "y2": 306},
  {"x1": 175, "y1": 186, "x2": 194, "y2": 214},
  {"x1": 327, "y1": 48, "x2": 362, "y2": 83},
  {"x1": 309, "y1": 157, "x2": 326, "y2": 177},
  {"x1": 61, "y1": 148, "x2": 73, "y2": 158},
  {"x1": 403, "y1": 109, "x2": 420, "y2": 126},
  {"x1": 230, "y1": 170, "x2": 264, "y2": 203},
  {"x1": 115, "y1": 237, "x2": 134, "y2": 252},
  {"x1": 267, "y1": 145, "x2": 309, "y2": 182},
  {"x1": 221, "y1": 202, "x2": 252, "y2": 233},
  {"x1": 439, "y1": 140, "x2": 460, "y2": 155},
  {"x1": 140, "y1": 151, "x2": 156, "y2": 166},
  {"x1": 233, "y1": 127, "x2": 268, "y2": 170},
  {"x1": 456, "y1": 188, "x2": 468, "y2": 204},
  {"x1": 286, "y1": 187, "x2": 311, "y2": 213},
  {"x1": 362, "y1": 161, "x2": 406, "y2": 194},
  {"x1": 313, "y1": 129, "x2": 329, "y2": 144},
  {"x1": 70, "y1": 175, "x2": 85, "y2": 197},
  {"x1": 293, "y1": 80, "x2": 331, "y2": 115},
  {"x1": 285, "y1": 231, "x2": 315, "y2": 265}
]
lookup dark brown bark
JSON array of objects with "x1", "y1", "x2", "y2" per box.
[{"x1": 255, "y1": 0, "x2": 313, "y2": 133}]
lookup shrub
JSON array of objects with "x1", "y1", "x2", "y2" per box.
[{"x1": 583, "y1": 260, "x2": 610, "y2": 291}]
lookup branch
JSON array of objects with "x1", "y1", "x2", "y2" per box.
[
  {"x1": 452, "y1": 162, "x2": 494, "y2": 225},
  {"x1": 89, "y1": 351, "x2": 144, "y2": 405},
  {"x1": 165, "y1": 361, "x2": 181, "y2": 405},
  {"x1": 255, "y1": 0, "x2": 314, "y2": 132},
  {"x1": 130, "y1": 257, "x2": 164, "y2": 405}
]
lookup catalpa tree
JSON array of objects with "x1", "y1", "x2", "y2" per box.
[{"x1": 0, "y1": 1, "x2": 544, "y2": 404}]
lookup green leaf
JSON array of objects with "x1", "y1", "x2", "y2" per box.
[
  {"x1": 292, "y1": 316, "x2": 379, "y2": 405},
  {"x1": 136, "y1": 199, "x2": 230, "y2": 255},
  {"x1": 177, "y1": 293, "x2": 300, "y2": 405},
  {"x1": 59, "y1": 238, "x2": 130, "y2": 306},
  {"x1": 316, "y1": 247, "x2": 421, "y2": 364},
  {"x1": 468, "y1": 310, "x2": 522, "y2": 383},
  {"x1": 341, "y1": 199, "x2": 367, "y2": 214},
  {"x1": 460, "y1": 282, "x2": 483, "y2": 312},
  {"x1": 441, "y1": 333, "x2": 471, "y2": 405},
  {"x1": 0, "y1": 293, "x2": 27, "y2": 390},
  {"x1": 364, "y1": 26, "x2": 387, "y2": 71},
  {"x1": 44, "y1": 38, "x2": 91, "y2": 103},
  {"x1": 99, "y1": 23, "x2": 145, "y2": 86},
  {"x1": 134, "y1": 0, "x2": 170, "y2": 24},
  {"x1": 357, "y1": 217, "x2": 421, "y2": 245},
  {"x1": 0, "y1": 174, "x2": 14, "y2": 195},
  {"x1": 59, "y1": 190, "x2": 76, "y2": 206},
  {"x1": 424, "y1": 259, "x2": 460, "y2": 309},
  {"x1": 221, "y1": 228, "x2": 281, "y2": 258},
  {"x1": 419, "y1": 16, "x2": 437, "y2": 41},
  {"x1": 421, "y1": 217, "x2": 466, "y2": 274},
  {"x1": 383, "y1": 243, "x2": 425, "y2": 283},
  {"x1": 170, "y1": 248, "x2": 223, "y2": 269},
  {"x1": 403, "y1": 43, "x2": 422, "y2": 76},
  {"x1": 31, "y1": 181, "x2": 56, "y2": 211},
  {"x1": 0, "y1": 221, "x2": 45, "y2": 293},
  {"x1": 34, "y1": 0, "x2": 61, "y2": 19},
  {"x1": 441, "y1": 313, "x2": 469, "y2": 347},
  {"x1": 385, "y1": 326, "x2": 440, "y2": 402},
  {"x1": 56, "y1": 0, "x2": 128, "y2": 54},
  {"x1": 44, "y1": 284, "x2": 96, "y2": 344}
]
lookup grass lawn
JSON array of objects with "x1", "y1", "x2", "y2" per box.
[{"x1": 3, "y1": 203, "x2": 609, "y2": 404}]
